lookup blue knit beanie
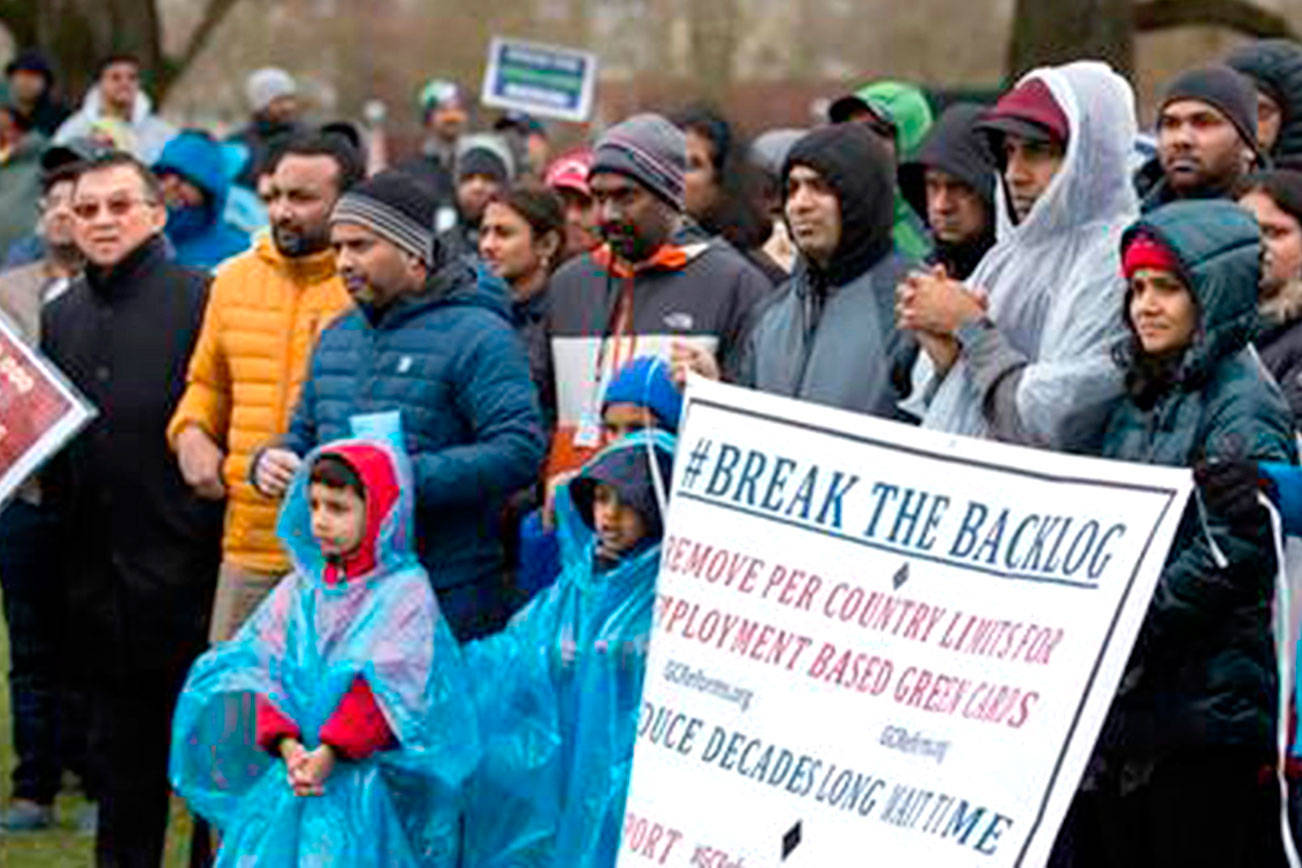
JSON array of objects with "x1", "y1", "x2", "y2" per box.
[{"x1": 602, "y1": 356, "x2": 683, "y2": 432}]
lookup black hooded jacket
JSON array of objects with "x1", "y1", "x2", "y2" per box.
[
  {"x1": 1227, "y1": 39, "x2": 1302, "y2": 160},
  {"x1": 738, "y1": 124, "x2": 916, "y2": 417},
  {"x1": 897, "y1": 102, "x2": 997, "y2": 279}
]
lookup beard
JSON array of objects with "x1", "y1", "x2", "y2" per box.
[{"x1": 272, "y1": 222, "x2": 330, "y2": 258}]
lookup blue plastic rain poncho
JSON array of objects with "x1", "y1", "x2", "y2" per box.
[
  {"x1": 170, "y1": 438, "x2": 479, "y2": 866},
  {"x1": 465, "y1": 429, "x2": 675, "y2": 867},
  {"x1": 516, "y1": 356, "x2": 682, "y2": 600},
  {"x1": 904, "y1": 61, "x2": 1139, "y2": 450}
]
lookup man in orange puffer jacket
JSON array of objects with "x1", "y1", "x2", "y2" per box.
[{"x1": 167, "y1": 131, "x2": 362, "y2": 642}]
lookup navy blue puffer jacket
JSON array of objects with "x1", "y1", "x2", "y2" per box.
[{"x1": 281, "y1": 258, "x2": 545, "y2": 624}]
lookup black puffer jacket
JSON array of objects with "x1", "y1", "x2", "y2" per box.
[{"x1": 1227, "y1": 39, "x2": 1302, "y2": 160}]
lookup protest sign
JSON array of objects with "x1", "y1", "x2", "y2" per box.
[
  {"x1": 480, "y1": 36, "x2": 597, "y2": 122},
  {"x1": 0, "y1": 312, "x2": 94, "y2": 505},
  {"x1": 618, "y1": 378, "x2": 1191, "y2": 868}
]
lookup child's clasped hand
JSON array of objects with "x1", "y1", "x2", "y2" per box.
[{"x1": 280, "y1": 738, "x2": 336, "y2": 797}]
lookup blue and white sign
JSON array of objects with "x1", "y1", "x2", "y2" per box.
[
  {"x1": 480, "y1": 36, "x2": 598, "y2": 123},
  {"x1": 619, "y1": 378, "x2": 1193, "y2": 867}
]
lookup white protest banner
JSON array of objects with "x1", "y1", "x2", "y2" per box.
[
  {"x1": 480, "y1": 36, "x2": 597, "y2": 123},
  {"x1": 0, "y1": 312, "x2": 94, "y2": 505},
  {"x1": 618, "y1": 378, "x2": 1191, "y2": 868}
]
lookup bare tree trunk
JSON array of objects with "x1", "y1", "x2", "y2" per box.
[
  {"x1": 689, "y1": 0, "x2": 740, "y2": 104},
  {"x1": 1007, "y1": 0, "x2": 1134, "y2": 79},
  {"x1": 0, "y1": 0, "x2": 242, "y2": 107}
]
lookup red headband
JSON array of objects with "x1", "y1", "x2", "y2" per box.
[{"x1": 1122, "y1": 234, "x2": 1180, "y2": 280}]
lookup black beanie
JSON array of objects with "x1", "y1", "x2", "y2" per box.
[
  {"x1": 331, "y1": 169, "x2": 437, "y2": 266},
  {"x1": 1160, "y1": 65, "x2": 1260, "y2": 153},
  {"x1": 458, "y1": 147, "x2": 509, "y2": 184}
]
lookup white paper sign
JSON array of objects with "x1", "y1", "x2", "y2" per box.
[{"x1": 618, "y1": 378, "x2": 1191, "y2": 868}]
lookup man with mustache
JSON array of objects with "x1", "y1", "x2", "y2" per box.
[
  {"x1": 1144, "y1": 65, "x2": 1261, "y2": 211},
  {"x1": 253, "y1": 170, "x2": 545, "y2": 641},
  {"x1": 897, "y1": 103, "x2": 997, "y2": 281},
  {"x1": 896, "y1": 62, "x2": 1139, "y2": 450},
  {"x1": 676, "y1": 123, "x2": 918, "y2": 417},
  {"x1": 543, "y1": 113, "x2": 770, "y2": 479},
  {"x1": 167, "y1": 131, "x2": 362, "y2": 645}
]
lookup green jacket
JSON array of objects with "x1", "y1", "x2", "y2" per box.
[
  {"x1": 1101, "y1": 200, "x2": 1296, "y2": 756},
  {"x1": 856, "y1": 81, "x2": 934, "y2": 259},
  {"x1": 0, "y1": 132, "x2": 45, "y2": 258}
]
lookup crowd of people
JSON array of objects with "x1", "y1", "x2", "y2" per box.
[{"x1": 1, "y1": 36, "x2": 1302, "y2": 867}]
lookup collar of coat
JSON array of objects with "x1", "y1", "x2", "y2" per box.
[
  {"x1": 254, "y1": 232, "x2": 338, "y2": 284},
  {"x1": 85, "y1": 234, "x2": 169, "y2": 299},
  {"x1": 591, "y1": 240, "x2": 710, "y2": 278}
]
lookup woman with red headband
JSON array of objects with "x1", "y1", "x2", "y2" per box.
[{"x1": 1054, "y1": 199, "x2": 1295, "y2": 866}]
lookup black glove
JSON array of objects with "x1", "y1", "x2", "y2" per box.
[{"x1": 1193, "y1": 456, "x2": 1263, "y2": 530}]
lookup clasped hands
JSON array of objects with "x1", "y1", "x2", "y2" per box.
[
  {"x1": 895, "y1": 265, "x2": 989, "y2": 374},
  {"x1": 279, "y1": 738, "x2": 336, "y2": 797}
]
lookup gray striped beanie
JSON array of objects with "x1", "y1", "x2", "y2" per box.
[
  {"x1": 330, "y1": 169, "x2": 437, "y2": 266},
  {"x1": 591, "y1": 113, "x2": 686, "y2": 211}
]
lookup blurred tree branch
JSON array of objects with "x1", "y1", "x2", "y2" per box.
[
  {"x1": 1135, "y1": 0, "x2": 1293, "y2": 36},
  {"x1": 0, "y1": 1, "x2": 37, "y2": 48},
  {"x1": 0, "y1": 0, "x2": 244, "y2": 105},
  {"x1": 1010, "y1": 0, "x2": 1295, "y2": 79},
  {"x1": 157, "y1": 0, "x2": 244, "y2": 96}
]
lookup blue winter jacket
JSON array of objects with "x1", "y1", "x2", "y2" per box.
[
  {"x1": 154, "y1": 132, "x2": 250, "y2": 271},
  {"x1": 281, "y1": 258, "x2": 546, "y2": 614}
]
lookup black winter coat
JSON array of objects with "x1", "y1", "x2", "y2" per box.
[
  {"x1": 1258, "y1": 315, "x2": 1302, "y2": 427},
  {"x1": 41, "y1": 236, "x2": 222, "y2": 681}
]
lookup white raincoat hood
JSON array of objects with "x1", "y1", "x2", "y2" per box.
[{"x1": 906, "y1": 60, "x2": 1139, "y2": 449}]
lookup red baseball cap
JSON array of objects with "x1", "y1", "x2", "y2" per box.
[
  {"x1": 976, "y1": 77, "x2": 1070, "y2": 146},
  {"x1": 544, "y1": 148, "x2": 594, "y2": 197}
]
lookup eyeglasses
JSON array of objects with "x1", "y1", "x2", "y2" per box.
[{"x1": 71, "y1": 196, "x2": 155, "y2": 220}]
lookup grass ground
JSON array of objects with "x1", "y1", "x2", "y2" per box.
[{"x1": 0, "y1": 593, "x2": 195, "y2": 866}]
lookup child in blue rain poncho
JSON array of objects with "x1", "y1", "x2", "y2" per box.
[
  {"x1": 465, "y1": 428, "x2": 676, "y2": 867},
  {"x1": 516, "y1": 355, "x2": 683, "y2": 600},
  {"x1": 170, "y1": 440, "x2": 478, "y2": 867}
]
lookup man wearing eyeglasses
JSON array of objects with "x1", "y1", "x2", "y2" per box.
[{"x1": 40, "y1": 152, "x2": 221, "y2": 867}]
